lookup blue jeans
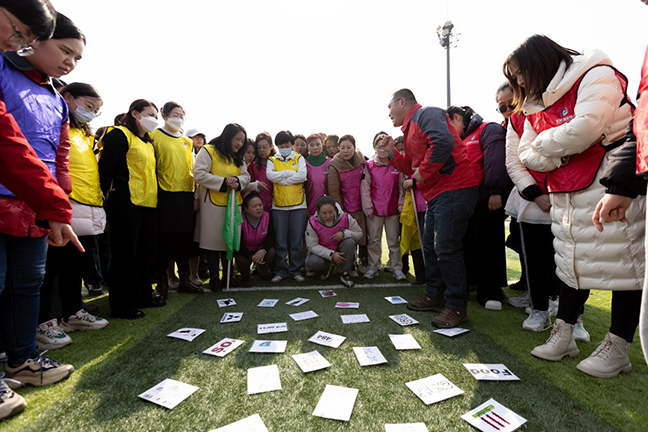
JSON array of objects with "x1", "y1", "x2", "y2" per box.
[
  {"x1": 273, "y1": 209, "x2": 307, "y2": 278},
  {"x1": 0, "y1": 234, "x2": 48, "y2": 365},
  {"x1": 423, "y1": 187, "x2": 477, "y2": 310}
]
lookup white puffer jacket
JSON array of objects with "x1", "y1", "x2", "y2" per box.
[
  {"x1": 518, "y1": 49, "x2": 645, "y2": 291},
  {"x1": 70, "y1": 199, "x2": 106, "y2": 237}
]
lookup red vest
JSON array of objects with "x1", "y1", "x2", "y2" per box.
[
  {"x1": 248, "y1": 161, "x2": 273, "y2": 212},
  {"x1": 527, "y1": 65, "x2": 631, "y2": 193},
  {"x1": 463, "y1": 122, "x2": 489, "y2": 185},
  {"x1": 310, "y1": 212, "x2": 349, "y2": 251},
  {"x1": 242, "y1": 211, "x2": 270, "y2": 252},
  {"x1": 366, "y1": 160, "x2": 400, "y2": 216},
  {"x1": 338, "y1": 164, "x2": 363, "y2": 213},
  {"x1": 636, "y1": 46, "x2": 648, "y2": 175},
  {"x1": 510, "y1": 113, "x2": 548, "y2": 194},
  {"x1": 306, "y1": 157, "x2": 330, "y2": 215}
]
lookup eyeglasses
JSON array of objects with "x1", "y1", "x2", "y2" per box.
[
  {"x1": 1, "y1": 8, "x2": 34, "y2": 57},
  {"x1": 496, "y1": 104, "x2": 515, "y2": 114}
]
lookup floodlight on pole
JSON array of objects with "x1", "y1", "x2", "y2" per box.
[{"x1": 436, "y1": 21, "x2": 458, "y2": 107}]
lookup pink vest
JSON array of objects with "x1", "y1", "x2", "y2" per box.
[
  {"x1": 306, "y1": 157, "x2": 330, "y2": 215},
  {"x1": 339, "y1": 164, "x2": 363, "y2": 213},
  {"x1": 249, "y1": 161, "x2": 273, "y2": 212},
  {"x1": 367, "y1": 160, "x2": 400, "y2": 216},
  {"x1": 310, "y1": 213, "x2": 349, "y2": 251},
  {"x1": 409, "y1": 175, "x2": 427, "y2": 212},
  {"x1": 242, "y1": 211, "x2": 270, "y2": 252}
]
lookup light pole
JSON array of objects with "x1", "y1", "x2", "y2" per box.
[{"x1": 436, "y1": 21, "x2": 458, "y2": 107}]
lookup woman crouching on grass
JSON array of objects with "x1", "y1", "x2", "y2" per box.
[
  {"x1": 305, "y1": 196, "x2": 363, "y2": 287},
  {"x1": 235, "y1": 193, "x2": 276, "y2": 285}
]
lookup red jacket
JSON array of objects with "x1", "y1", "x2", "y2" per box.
[
  {"x1": 0, "y1": 67, "x2": 72, "y2": 237},
  {"x1": 637, "y1": 46, "x2": 648, "y2": 175},
  {"x1": 390, "y1": 104, "x2": 477, "y2": 201}
]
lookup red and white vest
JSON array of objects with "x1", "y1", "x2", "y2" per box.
[
  {"x1": 248, "y1": 160, "x2": 273, "y2": 212},
  {"x1": 510, "y1": 113, "x2": 548, "y2": 194},
  {"x1": 242, "y1": 211, "x2": 270, "y2": 252},
  {"x1": 310, "y1": 212, "x2": 349, "y2": 251},
  {"x1": 306, "y1": 157, "x2": 330, "y2": 215},
  {"x1": 338, "y1": 164, "x2": 363, "y2": 213},
  {"x1": 366, "y1": 160, "x2": 400, "y2": 216},
  {"x1": 636, "y1": 47, "x2": 648, "y2": 176},
  {"x1": 463, "y1": 122, "x2": 489, "y2": 185},
  {"x1": 527, "y1": 64, "x2": 632, "y2": 193}
]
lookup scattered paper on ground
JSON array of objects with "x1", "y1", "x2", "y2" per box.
[
  {"x1": 312, "y1": 384, "x2": 359, "y2": 422},
  {"x1": 138, "y1": 378, "x2": 198, "y2": 409},
  {"x1": 166, "y1": 328, "x2": 205, "y2": 342},
  {"x1": 292, "y1": 350, "x2": 331, "y2": 373},
  {"x1": 385, "y1": 296, "x2": 408, "y2": 304},
  {"x1": 257, "y1": 299, "x2": 279, "y2": 308},
  {"x1": 353, "y1": 346, "x2": 388, "y2": 366},
  {"x1": 290, "y1": 310, "x2": 319, "y2": 321},
  {"x1": 461, "y1": 398, "x2": 527, "y2": 432},
  {"x1": 434, "y1": 328, "x2": 470, "y2": 337},
  {"x1": 257, "y1": 322, "x2": 288, "y2": 334},
  {"x1": 319, "y1": 290, "x2": 337, "y2": 297},
  {"x1": 384, "y1": 423, "x2": 429, "y2": 432},
  {"x1": 308, "y1": 330, "x2": 346, "y2": 348},
  {"x1": 389, "y1": 314, "x2": 419, "y2": 326},
  {"x1": 249, "y1": 340, "x2": 287, "y2": 353},
  {"x1": 209, "y1": 414, "x2": 269, "y2": 432},
  {"x1": 202, "y1": 338, "x2": 245, "y2": 357},
  {"x1": 217, "y1": 298, "x2": 236, "y2": 308},
  {"x1": 389, "y1": 334, "x2": 422, "y2": 350},
  {"x1": 247, "y1": 365, "x2": 282, "y2": 395},
  {"x1": 220, "y1": 312, "x2": 243, "y2": 323},
  {"x1": 463, "y1": 364, "x2": 520, "y2": 381},
  {"x1": 406, "y1": 374, "x2": 464, "y2": 405},
  {"x1": 335, "y1": 302, "x2": 359, "y2": 309},
  {"x1": 341, "y1": 314, "x2": 370, "y2": 324},
  {"x1": 286, "y1": 297, "x2": 310, "y2": 306}
]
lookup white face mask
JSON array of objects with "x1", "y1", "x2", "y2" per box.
[
  {"x1": 71, "y1": 105, "x2": 95, "y2": 124},
  {"x1": 166, "y1": 117, "x2": 184, "y2": 131},
  {"x1": 278, "y1": 147, "x2": 292, "y2": 157},
  {"x1": 139, "y1": 116, "x2": 158, "y2": 132}
]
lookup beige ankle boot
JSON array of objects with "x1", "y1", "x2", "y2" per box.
[
  {"x1": 531, "y1": 318, "x2": 580, "y2": 361},
  {"x1": 576, "y1": 332, "x2": 632, "y2": 378}
]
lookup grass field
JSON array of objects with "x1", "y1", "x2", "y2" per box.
[{"x1": 3, "y1": 247, "x2": 647, "y2": 431}]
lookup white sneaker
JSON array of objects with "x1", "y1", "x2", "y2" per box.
[
  {"x1": 573, "y1": 316, "x2": 590, "y2": 342},
  {"x1": 0, "y1": 379, "x2": 26, "y2": 420},
  {"x1": 293, "y1": 275, "x2": 305, "y2": 283},
  {"x1": 393, "y1": 270, "x2": 407, "y2": 281},
  {"x1": 576, "y1": 332, "x2": 632, "y2": 378},
  {"x1": 60, "y1": 310, "x2": 109, "y2": 332},
  {"x1": 523, "y1": 310, "x2": 552, "y2": 332},
  {"x1": 531, "y1": 318, "x2": 580, "y2": 361},
  {"x1": 271, "y1": 275, "x2": 283, "y2": 283},
  {"x1": 485, "y1": 300, "x2": 502, "y2": 311},
  {"x1": 340, "y1": 273, "x2": 354, "y2": 288},
  {"x1": 548, "y1": 298, "x2": 559, "y2": 317},
  {"x1": 36, "y1": 319, "x2": 72, "y2": 350},
  {"x1": 3, "y1": 354, "x2": 74, "y2": 387},
  {"x1": 508, "y1": 291, "x2": 530, "y2": 309},
  {"x1": 364, "y1": 270, "x2": 377, "y2": 280}
]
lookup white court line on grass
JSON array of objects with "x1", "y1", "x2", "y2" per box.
[{"x1": 222, "y1": 282, "x2": 413, "y2": 292}]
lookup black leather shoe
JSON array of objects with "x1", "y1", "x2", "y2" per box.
[
  {"x1": 82, "y1": 302, "x2": 98, "y2": 314},
  {"x1": 111, "y1": 309, "x2": 145, "y2": 320}
]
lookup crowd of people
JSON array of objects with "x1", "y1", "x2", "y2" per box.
[{"x1": 1, "y1": 0, "x2": 647, "y2": 423}]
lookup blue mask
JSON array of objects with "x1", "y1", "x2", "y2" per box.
[{"x1": 278, "y1": 148, "x2": 292, "y2": 157}]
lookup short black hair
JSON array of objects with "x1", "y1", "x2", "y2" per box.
[
  {"x1": 161, "y1": 101, "x2": 184, "y2": 116},
  {"x1": 60, "y1": 82, "x2": 101, "y2": 134},
  {"x1": 317, "y1": 195, "x2": 336, "y2": 211},
  {"x1": 3, "y1": 0, "x2": 56, "y2": 41},
  {"x1": 243, "y1": 192, "x2": 262, "y2": 209},
  {"x1": 391, "y1": 89, "x2": 417, "y2": 104},
  {"x1": 275, "y1": 130, "x2": 294, "y2": 146}
]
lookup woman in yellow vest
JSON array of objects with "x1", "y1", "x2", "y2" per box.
[
  {"x1": 194, "y1": 123, "x2": 250, "y2": 292},
  {"x1": 99, "y1": 99, "x2": 165, "y2": 320},
  {"x1": 266, "y1": 131, "x2": 308, "y2": 283},
  {"x1": 151, "y1": 101, "x2": 202, "y2": 298}
]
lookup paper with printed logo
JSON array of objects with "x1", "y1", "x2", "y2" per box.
[
  {"x1": 341, "y1": 314, "x2": 370, "y2": 324},
  {"x1": 249, "y1": 340, "x2": 287, "y2": 353},
  {"x1": 385, "y1": 296, "x2": 408, "y2": 304},
  {"x1": 167, "y1": 328, "x2": 206, "y2": 342},
  {"x1": 220, "y1": 312, "x2": 243, "y2": 323},
  {"x1": 202, "y1": 338, "x2": 245, "y2": 357},
  {"x1": 286, "y1": 297, "x2": 310, "y2": 306},
  {"x1": 384, "y1": 423, "x2": 429, "y2": 432},
  {"x1": 319, "y1": 290, "x2": 337, "y2": 297},
  {"x1": 389, "y1": 314, "x2": 419, "y2": 326},
  {"x1": 433, "y1": 327, "x2": 470, "y2": 337},
  {"x1": 292, "y1": 350, "x2": 331, "y2": 373},
  {"x1": 209, "y1": 414, "x2": 269, "y2": 432},
  {"x1": 138, "y1": 378, "x2": 198, "y2": 409},
  {"x1": 461, "y1": 398, "x2": 527, "y2": 432},
  {"x1": 389, "y1": 334, "x2": 421, "y2": 350},
  {"x1": 289, "y1": 310, "x2": 319, "y2": 321},
  {"x1": 406, "y1": 374, "x2": 464, "y2": 405},
  {"x1": 257, "y1": 299, "x2": 279, "y2": 308},
  {"x1": 312, "y1": 385, "x2": 358, "y2": 422},
  {"x1": 335, "y1": 302, "x2": 359, "y2": 309},
  {"x1": 353, "y1": 346, "x2": 388, "y2": 366},
  {"x1": 463, "y1": 364, "x2": 520, "y2": 381},
  {"x1": 308, "y1": 330, "x2": 346, "y2": 348},
  {"x1": 217, "y1": 298, "x2": 236, "y2": 308},
  {"x1": 247, "y1": 365, "x2": 281, "y2": 395},
  {"x1": 257, "y1": 322, "x2": 288, "y2": 334}
]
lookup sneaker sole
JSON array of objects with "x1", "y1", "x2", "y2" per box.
[
  {"x1": 36, "y1": 339, "x2": 72, "y2": 351},
  {"x1": 531, "y1": 348, "x2": 580, "y2": 361},
  {"x1": 9, "y1": 365, "x2": 74, "y2": 387},
  {"x1": 1, "y1": 399, "x2": 27, "y2": 419},
  {"x1": 61, "y1": 322, "x2": 109, "y2": 332},
  {"x1": 576, "y1": 363, "x2": 632, "y2": 379}
]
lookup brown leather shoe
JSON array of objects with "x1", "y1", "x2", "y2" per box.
[
  {"x1": 407, "y1": 294, "x2": 445, "y2": 311},
  {"x1": 432, "y1": 308, "x2": 467, "y2": 328}
]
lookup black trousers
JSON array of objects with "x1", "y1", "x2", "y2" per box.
[
  {"x1": 401, "y1": 211, "x2": 426, "y2": 282},
  {"x1": 557, "y1": 281, "x2": 642, "y2": 343},
  {"x1": 156, "y1": 232, "x2": 192, "y2": 276},
  {"x1": 206, "y1": 250, "x2": 232, "y2": 288},
  {"x1": 519, "y1": 222, "x2": 559, "y2": 311},
  {"x1": 106, "y1": 202, "x2": 157, "y2": 315},
  {"x1": 235, "y1": 247, "x2": 276, "y2": 280}
]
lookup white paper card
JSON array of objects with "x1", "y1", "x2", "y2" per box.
[
  {"x1": 286, "y1": 297, "x2": 310, "y2": 306},
  {"x1": 353, "y1": 346, "x2": 388, "y2": 366},
  {"x1": 257, "y1": 322, "x2": 288, "y2": 334},
  {"x1": 461, "y1": 398, "x2": 527, "y2": 432},
  {"x1": 308, "y1": 331, "x2": 346, "y2": 348},
  {"x1": 406, "y1": 374, "x2": 464, "y2": 405},
  {"x1": 433, "y1": 327, "x2": 470, "y2": 337},
  {"x1": 257, "y1": 299, "x2": 279, "y2": 308},
  {"x1": 341, "y1": 314, "x2": 370, "y2": 324},
  {"x1": 209, "y1": 414, "x2": 269, "y2": 432},
  {"x1": 312, "y1": 384, "x2": 359, "y2": 422},
  {"x1": 292, "y1": 350, "x2": 331, "y2": 373},
  {"x1": 335, "y1": 302, "x2": 359, "y2": 309},
  {"x1": 217, "y1": 298, "x2": 236, "y2": 308},
  {"x1": 463, "y1": 364, "x2": 520, "y2": 381},
  {"x1": 384, "y1": 424, "x2": 429, "y2": 432},
  {"x1": 389, "y1": 314, "x2": 419, "y2": 326},
  {"x1": 247, "y1": 365, "x2": 281, "y2": 395},
  {"x1": 220, "y1": 312, "x2": 243, "y2": 323},
  {"x1": 385, "y1": 296, "x2": 408, "y2": 304},
  {"x1": 319, "y1": 289, "x2": 337, "y2": 297},
  {"x1": 138, "y1": 378, "x2": 198, "y2": 409},
  {"x1": 290, "y1": 310, "x2": 319, "y2": 321},
  {"x1": 249, "y1": 340, "x2": 287, "y2": 353},
  {"x1": 202, "y1": 338, "x2": 245, "y2": 357},
  {"x1": 166, "y1": 328, "x2": 205, "y2": 342},
  {"x1": 389, "y1": 334, "x2": 422, "y2": 350}
]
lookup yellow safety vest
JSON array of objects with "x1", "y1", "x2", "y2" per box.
[
  {"x1": 204, "y1": 145, "x2": 243, "y2": 206},
  {"x1": 270, "y1": 154, "x2": 304, "y2": 207},
  {"x1": 151, "y1": 129, "x2": 195, "y2": 192},
  {"x1": 69, "y1": 128, "x2": 103, "y2": 207},
  {"x1": 115, "y1": 126, "x2": 157, "y2": 208}
]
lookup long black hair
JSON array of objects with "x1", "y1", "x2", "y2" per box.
[
  {"x1": 60, "y1": 82, "x2": 101, "y2": 136},
  {"x1": 122, "y1": 99, "x2": 158, "y2": 142},
  {"x1": 1, "y1": 0, "x2": 56, "y2": 41},
  {"x1": 446, "y1": 105, "x2": 476, "y2": 134},
  {"x1": 209, "y1": 123, "x2": 247, "y2": 167},
  {"x1": 51, "y1": 12, "x2": 85, "y2": 44}
]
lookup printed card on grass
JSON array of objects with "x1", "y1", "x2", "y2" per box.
[
  {"x1": 257, "y1": 299, "x2": 279, "y2": 308},
  {"x1": 292, "y1": 350, "x2": 331, "y2": 373},
  {"x1": 463, "y1": 364, "x2": 520, "y2": 381},
  {"x1": 220, "y1": 312, "x2": 243, "y2": 323},
  {"x1": 202, "y1": 338, "x2": 245, "y2": 358},
  {"x1": 385, "y1": 296, "x2": 408, "y2": 304},
  {"x1": 290, "y1": 310, "x2": 319, "y2": 321},
  {"x1": 335, "y1": 302, "x2": 359, "y2": 309},
  {"x1": 384, "y1": 423, "x2": 429, "y2": 432},
  {"x1": 461, "y1": 398, "x2": 527, "y2": 432},
  {"x1": 341, "y1": 314, "x2": 370, "y2": 324},
  {"x1": 312, "y1": 385, "x2": 359, "y2": 422},
  {"x1": 389, "y1": 334, "x2": 422, "y2": 350},
  {"x1": 217, "y1": 298, "x2": 236, "y2": 308},
  {"x1": 308, "y1": 330, "x2": 346, "y2": 348},
  {"x1": 209, "y1": 414, "x2": 269, "y2": 432},
  {"x1": 138, "y1": 378, "x2": 198, "y2": 410},
  {"x1": 257, "y1": 322, "x2": 288, "y2": 334},
  {"x1": 249, "y1": 340, "x2": 287, "y2": 353},
  {"x1": 286, "y1": 297, "x2": 310, "y2": 306},
  {"x1": 433, "y1": 328, "x2": 470, "y2": 337},
  {"x1": 405, "y1": 374, "x2": 464, "y2": 405},
  {"x1": 319, "y1": 290, "x2": 337, "y2": 297},
  {"x1": 247, "y1": 365, "x2": 281, "y2": 395},
  {"x1": 389, "y1": 314, "x2": 419, "y2": 326},
  {"x1": 167, "y1": 328, "x2": 205, "y2": 342},
  {"x1": 353, "y1": 346, "x2": 388, "y2": 366}
]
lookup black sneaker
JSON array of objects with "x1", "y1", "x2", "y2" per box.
[
  {"x1": 4, "y1": 353, "x2": 74, "y2": 387},
  {"x1": 85, "y1": 284, "x2": 104, "y2": 296},
  {"x1": 340, "y1": 273, "x2": 354, "y2": 288}
]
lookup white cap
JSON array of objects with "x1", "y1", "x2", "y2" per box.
[{"x1": 186, "y1": 128, "x2": 204, "y2": 138}]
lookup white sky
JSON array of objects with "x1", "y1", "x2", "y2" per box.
[{"x1": 54, "y1": 0, "x2": 647, "y2": 156}]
